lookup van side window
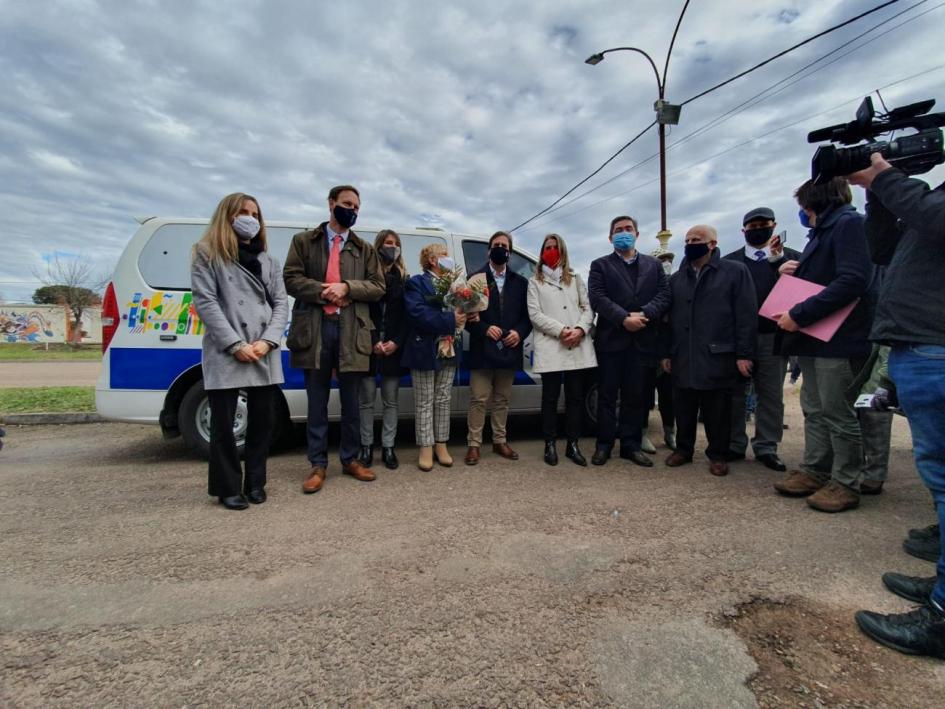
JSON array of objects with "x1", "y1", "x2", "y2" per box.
[
  {"x1": 400, "y1": 234, "x2": 446, "y2": 275},
  {"x1": 137, "y1": 225, "x2": 298, "y2": 290},
  {"x1": 461, "y1": 240, "x2": 536, "y2": 279}
]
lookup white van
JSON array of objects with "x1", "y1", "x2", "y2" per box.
[{"x1": 97, "y1": 218, "x2": 597, "y2": 456}]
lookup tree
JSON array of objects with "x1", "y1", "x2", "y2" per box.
[{"x1": 32, "y1": 256, "x2": 105, "y2": 346}]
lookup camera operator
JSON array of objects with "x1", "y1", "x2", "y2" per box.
[{"x1": 850, "y1": 152, "x2": 945, "y2": 660}]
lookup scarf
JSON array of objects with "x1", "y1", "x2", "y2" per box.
[
  {"x1": 237, "y1": 236, "x2": 264, "y2": 285},
  {"x1": 541, "y1": 265, "x2": 563, "y2": 283}
]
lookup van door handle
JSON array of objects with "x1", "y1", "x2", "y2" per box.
[{"x1": 160, "y1": 335, "x2": 178, "y2": 342}]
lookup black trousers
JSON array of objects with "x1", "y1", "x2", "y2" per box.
[
  {"x1": 207, "y1": 385, "x2": 277, "y2": 498},
  {"x1": 596, "y1": 350, "x2": 649, "y2": 452},
  {"x1": 541, "y1": 370, "x2": 585, "y2": 442},
  {"x1": 645, "y1": 368, "x2": 675, "y2": 429},
  {"x1": 673, "y1": 386, "x2": 732, "y2": 462}
]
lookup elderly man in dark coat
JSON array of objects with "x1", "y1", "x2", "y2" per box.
[{"x1": 661, "y1": 224, "x2": 757, "y2": 477}]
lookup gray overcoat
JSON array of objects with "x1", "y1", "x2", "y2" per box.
[{"x1": 191, "y1": 246, "x2": 289, "y2": 391}]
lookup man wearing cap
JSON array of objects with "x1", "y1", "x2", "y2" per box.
[{"x1": 723, "y1": 207, "x2": 801, "y2": 472}]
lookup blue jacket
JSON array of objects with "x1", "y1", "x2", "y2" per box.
[
  {"x1": 782, "y1": 204, "x2": 875, "y2": 359},
  {"x1": 587, "y1": 251, "x2": 670, "y2": 359},
  {"x1": 400, "y1": 271, "x2": 458, "y2": 372},
  {"x1": 465, "y1": 265, "x2": 532, "y2": 370}
]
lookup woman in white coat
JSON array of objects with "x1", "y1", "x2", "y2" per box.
[
  {"x1": 191, "y1": 193, "x2": 288, "y2": 510},
  {"x1": 527, "y1": 234, "x2": 597, "y2": 467}
]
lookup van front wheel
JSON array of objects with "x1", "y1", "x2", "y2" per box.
[{"x1": 179, "y1": 380, "x2": 248, "y2": 459}]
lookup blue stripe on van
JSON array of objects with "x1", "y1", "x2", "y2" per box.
[{"x1": 108, "y1": 347, "x2": 535, "y2": 390}]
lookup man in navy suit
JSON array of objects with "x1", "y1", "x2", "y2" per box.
[{"x1": 587, "y1": 215, "x2": 671, "y2": 467}]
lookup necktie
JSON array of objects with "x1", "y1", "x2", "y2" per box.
[
  {"x1": 324, "y1": 235, "x2": 343, "y2": 315},
  {"x1": 754, "y1": 250, "x2": 766, "y2": 262}
]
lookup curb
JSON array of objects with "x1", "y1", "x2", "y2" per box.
[{"x1": 0, "y1": 412, "x2": 103, "y2": 425}]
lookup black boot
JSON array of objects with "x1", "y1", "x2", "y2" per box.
[
  {"x1": 566, "y1": 440, "x2": 587, "y2": 466},
  {"x1": 544, "y1": 440, "x2": 558, "y2": 466},
  {"x1": 903, "y1": 534, "x2": 941, "y2": 563},
  {"x1": 907, "y1": 523, "x2": 940, "y2": 541},
  {"x1": 855, "y1": 604, "x2": 945, "y2": 658},
  {"x1": 591, "y1": 446, "x2": 611, "y2": 466},
  {"x1": 381, "y1": 447, "x2": 399, "y2": 470},
  {"x1": 359, "y1": 445, "x2": 374, "y2": 467}
]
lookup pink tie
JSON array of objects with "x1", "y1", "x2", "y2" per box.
[{"x1": 324, "y1": 235, "x2": 343, "y2": 315}]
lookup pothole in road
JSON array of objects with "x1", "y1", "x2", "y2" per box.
[{"x1": 720, "y1": 597, "x2": 943, "y2": 708}]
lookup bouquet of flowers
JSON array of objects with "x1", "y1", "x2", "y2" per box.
[{"x1": 428, "y1": 268, "x2": 489, "y2": 358}]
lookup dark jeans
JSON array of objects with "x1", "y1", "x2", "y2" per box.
[
  {"x1": 730, "y1": 332, "x2": 786, "y2": 457},
  {"x1": 207, "y1": 385, "x2": 276, "y2": 498},
  {"x1": 673, "y1": 386, "x2": 733, "y2": 462},
  {"x1": 889, "y1": 343, "x2": 945, "y2": 609},
  {"x1": 596, "y1": 350, "x2": 649, "y2": 452},
  {"x1": 541, "y1": 369, "x2": 585, "y2": 442},
  {"x1": 304, "y1": 319, "x2": 362, "y2": 467}
]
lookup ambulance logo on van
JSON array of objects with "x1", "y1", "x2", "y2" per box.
[{"x1": 124, "y1": 291, "x2": 204, "y2": 336}]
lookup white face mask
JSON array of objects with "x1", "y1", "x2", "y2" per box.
[
  {"x1": 232, "y1": 215, "x2": 260, "y2": 240},
  {"x1": 661, "y1": 260, "x2": 673, "y2": 276},
  {"x1": 437, "y1": 256, "x2": 455, "y2": 271}
]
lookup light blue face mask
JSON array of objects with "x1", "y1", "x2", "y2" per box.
[
  {"x1": 437, "y1": 256, "x2": 455, "y2": 271},
  {"x1": 232, "y1": 214, "x2": 260, "y2": 240},
  {"x1": 613, "y1": 232, "x2": 636, "y2": 251}
]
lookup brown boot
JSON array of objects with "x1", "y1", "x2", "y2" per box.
[
  {"x1": 418, "y1": 446, "x2": 434, "y2": 472},
  {"x1": 665, "y1": 452, "x2": 692, "y2": 467},
  {"x1": 465, "y1": 446, "x2": 480, "y2": 465},
  {"x1": 492, "y1": 442, "x2": 519, "y2": 460},
  {"x1": 342, "y1": 460, "x2": 376, "y2": 482},
  {"x1": 773, "y1": 470, "x2": 825, "y2": 497},
  {"x1": 434, "y1": 442, "x2": 453, "y2": 467},
  {"x1": 302, "y1": 466, "x2": 326, "y2": 494},
  {"x1": 806, "y1": 481, "x2": 860, "y2": 512},
  {"x1": 709, "y1": 460, "x2": 729, "y2": 476}
]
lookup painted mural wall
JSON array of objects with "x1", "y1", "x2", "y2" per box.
[{"x1": 0, "y1": 305, "x2": 102, "y2": 344}]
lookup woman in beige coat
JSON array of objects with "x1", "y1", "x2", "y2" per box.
[{"x1": 527, "y1": 234, "x2": 597, "y2": 467}]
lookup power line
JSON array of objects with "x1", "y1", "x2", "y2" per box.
[
  {"x1": 516, "y1": 0, "x2": 940, "y2": 232},
  {"x1": 508, "y1": 0, "x2": 908, "y2": 233}
]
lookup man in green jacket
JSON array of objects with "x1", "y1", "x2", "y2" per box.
[{"x1": 284, "y1": 185, "x2": 385, "y2": 493}]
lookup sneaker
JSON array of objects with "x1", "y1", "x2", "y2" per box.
[
  {"x1": 773, "y1": 470, "x2": 824, "y2": 497},
  {"x1": 855, "y1": 604, "x2": 945, "y2": 658},
  {"x1": 806, "y1": 481, "x2": 860, "y2": 513}
]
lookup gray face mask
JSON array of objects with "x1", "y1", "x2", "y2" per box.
[
  {"x1": 662, "y1": 260, "x2": 673, "y2": 276},
  {"x1": 232, "y1": 215, "x2": 260, "y2": 240},
  {"x1": 379, "y1": 245, "x2": 401, "y2": 263}
]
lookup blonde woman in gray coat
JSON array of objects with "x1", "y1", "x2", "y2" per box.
[
  {"x1": 191, "y1": 193, "x2": 288, "y2": 510},
  {"x1": 527, "y1": 233, "x2": 597, "y2": 467}
]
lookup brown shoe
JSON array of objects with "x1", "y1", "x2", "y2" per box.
[
  {"x1": 493, "y1": 443, "x2": 519, "y2": 460},
  {"x1": 465, "y1": 446, "x2": 480, "y2": 465},
  {"x1": 665, "y1": 452, "x2": 692, "y2": 467},
  {"x1": 302, "y1": 466, "x2": 326, "y2": 494},
  {"x1": 709, "y1": 460, "x2": 729, "y2": 476},
  {"x1": 418, "y1": 445, "x2": 434, "y2": 472},
  {"x1": 860, "y1": 479, "x2": 884, "y2": 495},
  {"x1": 342, "y1": 461, "x2": 376, "y2": 482},
  {"x1": 806, "y1": 480, "x2": 860, "y2": 513},
  {"x1": 773, "y1": 470, "x2": 825, "y2": 497}
]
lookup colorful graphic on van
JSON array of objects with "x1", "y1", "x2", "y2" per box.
[
  {"x1": 123, "y1": 292, "x2": 204, "y2": 336},
  {"x1": 0, "y1": 308, "x2": 58, "y2": 343}
]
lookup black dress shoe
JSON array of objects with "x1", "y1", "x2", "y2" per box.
[
  {"x1": 591, "y1": 447, "x2": 611, "y2": 466},
  {"x1": 544, "y1": 441, "x2": 558, "y2": 466},
  {"x1": 219, "y1": 495, "x2": 248, "y2": 510},
  {"x1": 246, "y1": 488, "x2": 267, "y2": 504},
  {"x1": 565, "y1": 440, "x2": 587, "y2": 467},
  {"x1": 904, "y1": 535, "x2": 941, "y2": 563},
  {"x1": 381, "y1": 447, "x2": 399, "y2": 470},
  {"x1": 855, "y1": 604, "x2": 945, "y2": 658},
  {"x1": 620, "y1": 449, "x2": 654, "y2": 467},
  {"x1": 908, "y1": 523, "x2": 940, "y2": 542},
  {"x1": 882, "y1": 572, "x2": 936, "y2": 605},
  {"x1": 358, "y1": 445, "x2": 374, "y2": 467},
  {"x1": 756, "y1": 453, "x2": 787, "y2": 472}
]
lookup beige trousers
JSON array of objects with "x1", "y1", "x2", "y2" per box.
[{"x1": 467, "y1": 368, "x2": 516, "y2": 446}]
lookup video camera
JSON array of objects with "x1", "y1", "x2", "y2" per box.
[{"x1": 808, "y1": 96, "x2": 945, "y2": 184}]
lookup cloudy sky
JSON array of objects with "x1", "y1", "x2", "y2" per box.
[{"x1": 2, "y1": 0, "x2": 944, "y2": 302}]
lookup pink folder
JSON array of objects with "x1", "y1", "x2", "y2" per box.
[{"x1": 759, "y1": 274, "x2": 859, "y2": 343}]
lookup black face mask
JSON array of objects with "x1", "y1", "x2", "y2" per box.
[
  {"x1": 490, "y1": 246, "x2": 510, "y2": 265},
  {"x1": 744, "y1": 226, "x2": 774, "y2": 247},
  {"x1": 332, "y1": 205, "x2": 358, "y2": 229},
  {"x1": 684, "y1": 242, "x2": 711, "y2": 261}
]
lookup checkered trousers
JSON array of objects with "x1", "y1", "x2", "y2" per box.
[{"x1": 412, "y1": 365, "x2": 456, "y2": 446}]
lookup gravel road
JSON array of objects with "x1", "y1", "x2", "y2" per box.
[{"x1": 2, "y1": 391, "x2": 943, "y2": 707}]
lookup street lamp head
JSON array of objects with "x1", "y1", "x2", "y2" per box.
[{"x1": 585, "y1": 53, "x2": 604, "y2": 66}]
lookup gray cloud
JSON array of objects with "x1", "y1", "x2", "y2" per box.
[{"x1": 1, "y1": 0, "x2": 943, "y2": 301}]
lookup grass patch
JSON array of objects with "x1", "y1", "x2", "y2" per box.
[
  {"x1": 0, "y1": 386, "x2": 96, "y2": 414},
  {"x1": 0, "y1": 343, "x2": 101, "y2": 361}
]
